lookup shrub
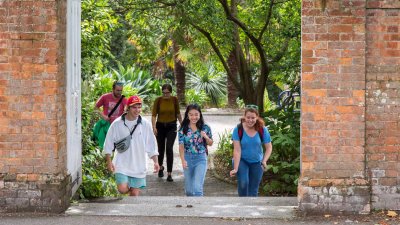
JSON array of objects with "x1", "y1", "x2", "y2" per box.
[
  {"x1": 212, "y1": 130, "x2": 236, "y2": 183},
  {"x1": 79, "y1": 78, "x2": 120, "y2": 199},
  {"x1": 261, "y1": 107, "x2": 300, "y2": 196},
  {"x1": 185, "y1": 89, "x2": 209, "y2": 108}
]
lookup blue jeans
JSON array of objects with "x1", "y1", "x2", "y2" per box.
[
  {"x1": 237, "y1": 159, "x2": 263, "y2": 197},
  {"x1": 183, "y1": 152, "x2": 207, "y2": 196}
]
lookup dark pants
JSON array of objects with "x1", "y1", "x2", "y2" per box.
[{"x1": 156, "y1": 121, "x2": 177, "y2": 173}]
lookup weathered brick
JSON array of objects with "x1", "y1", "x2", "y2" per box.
[
  {"x1": 300, "y1": 0, "x2": 400, "y2": 214},
  {"x1": 17, "y1": 190, "x2": 41, "y2": 198}
]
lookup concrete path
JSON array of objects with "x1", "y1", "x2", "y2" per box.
[{"x1": 66, "y1": 196, "x2": 297, "y2": 219}]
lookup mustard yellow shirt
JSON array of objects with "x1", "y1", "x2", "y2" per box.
[{"x1": 152, "y1": 96, "x2": 179, "y2": 123}]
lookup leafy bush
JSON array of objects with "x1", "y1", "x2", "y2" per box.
[
  {"x1": 80, "y1": 146, "x2": 119, "y2": 198},
  {"x1": 107, "y1": 64, "x2": 162, "y2": 111},
  {"x1": 79, "y1": 78, "x2": 120, "y2": 199},
  {"x1": 186, "y1": 62, "x2": 226, "y2": 107},
  {"x1": 185, "y1": 89, "x2": 209, "y2": 108},
  {"x1": 212, "y1": 131, "x2": 236, "y2": 183},
  {"x1": 261, "y1": 107, "x2": 300, "y2": 196}
]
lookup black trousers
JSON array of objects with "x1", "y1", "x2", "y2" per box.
[{"x1": 156, "y1": 121, "x2": 177, "y2": 173}]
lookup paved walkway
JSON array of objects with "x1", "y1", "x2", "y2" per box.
[{"x1": 67, "y1": 196, "x2": 297, "y2": 219}]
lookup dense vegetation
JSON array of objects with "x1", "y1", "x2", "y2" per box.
[{"x1": 79, "y1": 0, "x2": 301, "y2": 198}]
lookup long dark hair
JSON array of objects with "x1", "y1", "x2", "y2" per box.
[
  {"x1": 181, "y1": 103, "x2": 205, "y2": 135},
  {"x1": 240, "y1": 108, "x2": 265, "y2": 131}
]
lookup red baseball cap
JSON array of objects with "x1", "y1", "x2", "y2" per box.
[{"x1": 127, "y1": 95, "x2": 142, "y2": 106}]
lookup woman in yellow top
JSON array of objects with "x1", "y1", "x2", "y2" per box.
[{"x1": 152, "y1": 84, "x2": 183, "y2": 182}]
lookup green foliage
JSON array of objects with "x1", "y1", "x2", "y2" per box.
[
  {"x1": 108, "y1": 64, "x2": 162, "y2": 111},
  {"x1": 185, "y1": 89, "x2": 209, "y2": 108},
  {"x1": 186, "y1": 62, "x2": 226, "y2": 107},
  {"x1": 79, "y1": 77, "x2": 119, "y2": 199},
  {"x1": 79, "y1": 0, "x2": 301, "y2": 197},
  {"x1": 80, "y1": 147, "x2": 119, "y2": 198},
  {"x1": 81, "y1": 0, "x2": 119, "y2": 79},
  {"x1": 212, "y1": 130, "x2": 237, "y2": 183},
  {"x1": 261, "y1": 107, "x2": 300, "y2": 196}
]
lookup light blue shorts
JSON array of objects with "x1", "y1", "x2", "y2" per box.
[{"x1": 115, "y1": 173, "x2": 146, "y2": 189}]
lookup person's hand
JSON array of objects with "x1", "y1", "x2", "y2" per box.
[
  {"x1": 102, "y1": 114, "x2": 110, "y2": 122},
  {"x1": 230, "y1": 169, "x2": 237, "y2": 177},
  {"x1": 200, "y1": 131, "x2": 208, "y2": 139},
  {"x1": 262, "y1": 161, "x2": 267, "y2": 171},
  {"x1": 107, "y1": 161, "x2": 115, "y2": 173},
  {"x1": 153, "y1": 127, "x2": 158, "y2": 136},
  {"x1": 153, "y1": 163, "x2": 160, "y2": 174},
  {"x1": 182, "y1": 160, "x2": 188, "y2": 169}
]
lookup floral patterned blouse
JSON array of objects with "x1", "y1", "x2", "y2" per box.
[{"x1": 178, "y1": 124, "x2": 212, "y2": 154}]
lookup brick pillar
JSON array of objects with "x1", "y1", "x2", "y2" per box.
[
  {"x1": 299, "y1": 0, "x2": 370, "y2": 213},
  {"x1": 366, "y1": 0, "x2": 400, "y2": 210},
  {"x1": 0, "y1": 0, "x2": 71, "y2": 212}
]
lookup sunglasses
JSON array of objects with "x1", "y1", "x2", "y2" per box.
[{"x1": 245, "y1": 104, "x2": 259, "y2": 110}]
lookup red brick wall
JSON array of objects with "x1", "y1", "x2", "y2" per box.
[
  {"x1": 300, "y1": 0, "x2": 400, "y2": 213},
  {"x1": 366, "y1": 3, "x2": 400, "y2": 210},
  {"x1": 0, "y1": 0, "x2": 70, "y2": 212},
  {"x1": 299, "y1": 0, "x2": 370, "y2": 213}
]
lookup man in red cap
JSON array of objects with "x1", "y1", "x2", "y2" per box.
[{"x1": 104, "y1": 95, "x2": 160, "y2": 196}]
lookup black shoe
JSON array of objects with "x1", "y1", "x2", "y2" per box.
[
  {"x1": 158, "y1": 166, "x2": 164, "y2": 178},
  {"x1": 166, "y1": 175, "x2": 173, "y2": 182}
]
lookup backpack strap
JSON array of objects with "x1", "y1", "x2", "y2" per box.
[
  {"x1": 156, "y1": 97, "x2": 161, "y2": 114},
  {"x1": 173, "y1": 96, "x2": 178, "y2": 120},
  {"x1": 237, "y1": 123, "x2": 244, "y2": 141},
  {"x1": 258, "y1": 127, "x2": 264, "y2": 143}
]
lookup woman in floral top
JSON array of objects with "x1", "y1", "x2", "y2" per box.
[{"x1": 178, "y1": 104, "x2": 213, "y2": 196}]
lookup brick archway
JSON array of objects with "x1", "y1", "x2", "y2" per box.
[{"x1": 0, "y1": 0, "x2": 399, "y2": 214}]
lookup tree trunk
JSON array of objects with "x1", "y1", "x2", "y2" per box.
[
  {"x1": 230, "y1": 0, "x2": 256, "y2": 107},
  {"x1": 173, "y1": 40, "x2": 186, "y2": 106},
  {"x1": 227, "y1": 51, "x2": 239, "y2": 107}
]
